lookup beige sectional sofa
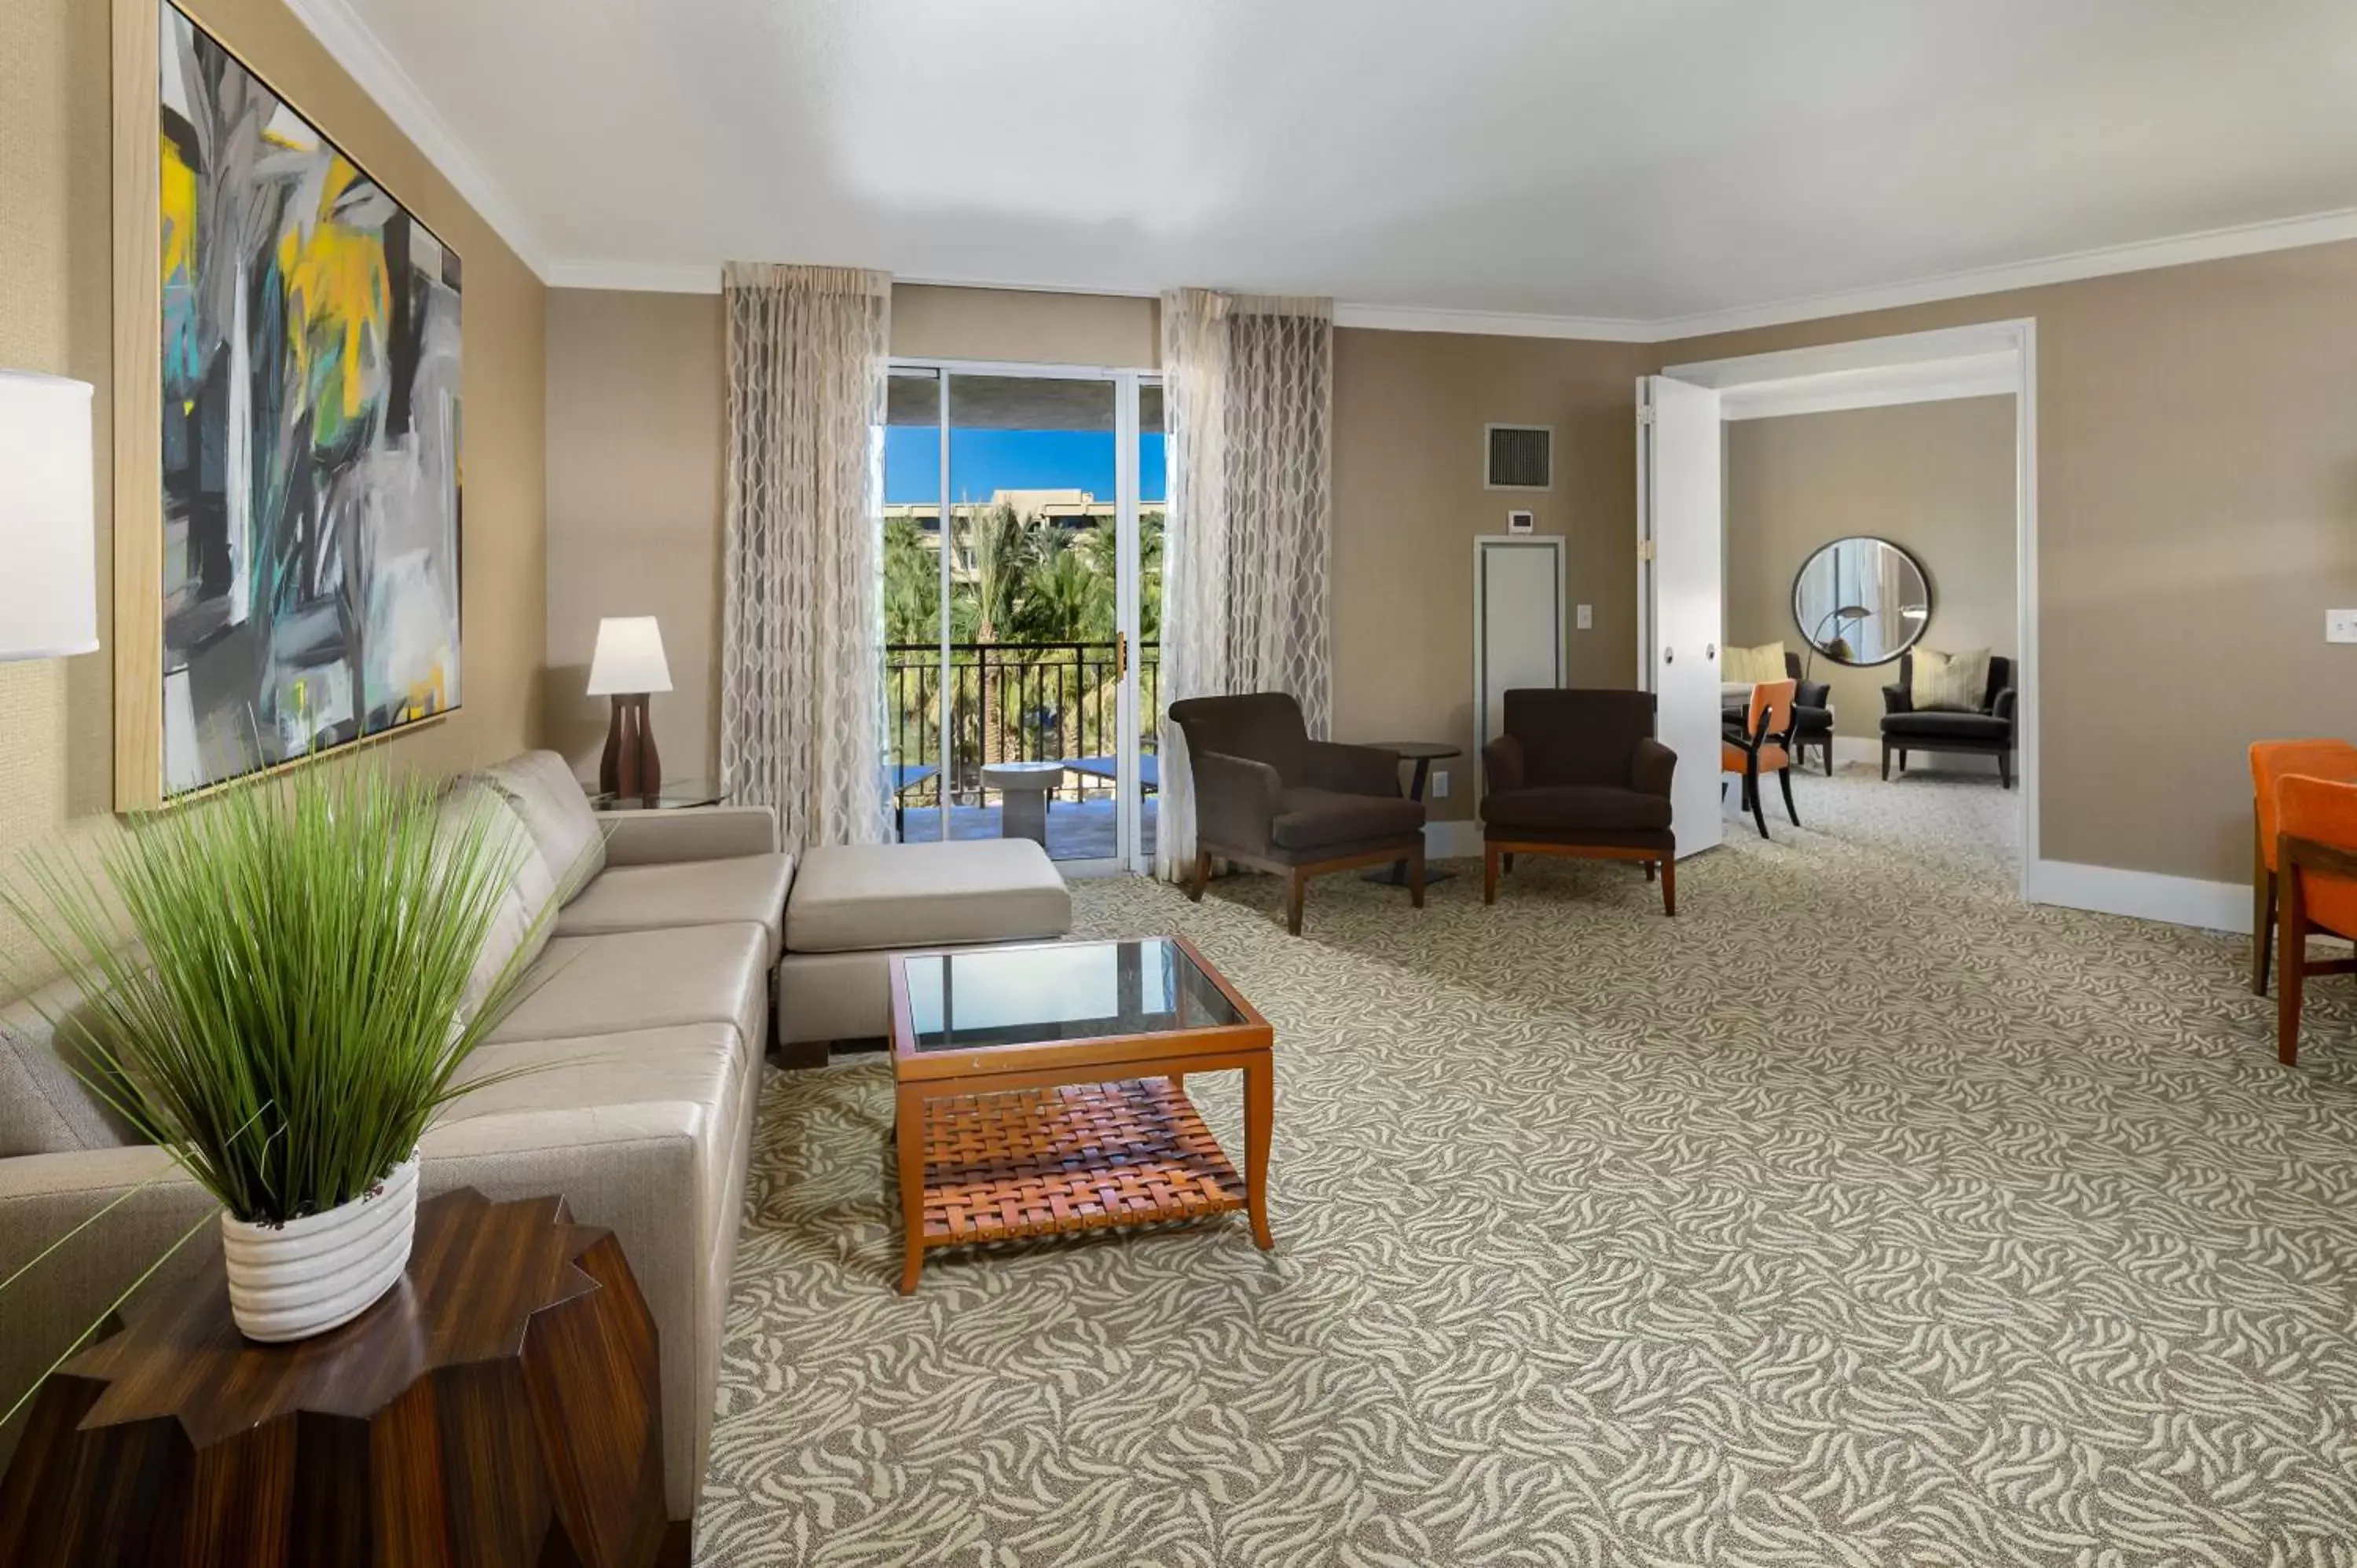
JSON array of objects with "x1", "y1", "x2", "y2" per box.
[
  {"x1": 0, "y1": 752, "x2": 788, "y2": 1530},
  {"x1": 0, "y1": 749, "x2": 1074, "y2": 1541}
]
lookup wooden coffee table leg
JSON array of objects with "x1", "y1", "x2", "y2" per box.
[
  {"x1": 1243, "y1": 1054, "x2": 1274, "y2": 1251},
  {"x1": 895, "y1": 1083, "x2": 927, "y2": 1295}
]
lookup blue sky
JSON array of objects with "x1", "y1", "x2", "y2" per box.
[{"x1": 885, "y1": 428, "x2": 1167, "y2": 507}]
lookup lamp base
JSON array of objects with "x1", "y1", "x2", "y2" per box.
[{"x1": 599, "y1": 694, "x2": 662, "y2": 801}]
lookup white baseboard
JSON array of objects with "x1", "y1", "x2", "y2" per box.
[
  {"x1": 2025, "y1": 859, "x2": 2251, "y2": 935},
  {"x1": 1426, "y1": 819, "x2": 1483, "y2": 859}
]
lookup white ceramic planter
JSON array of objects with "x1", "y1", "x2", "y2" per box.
[{"x1": 221, "y1": 1155, "x2": 419, "y2": 1343}]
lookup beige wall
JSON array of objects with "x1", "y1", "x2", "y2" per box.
[
  {"x1": 545, "y1": 291, "x2": 725, "y2": 780},
  {"x1": 543, "y1": 297, "x2": 1641, "y2": 819},
  {"x1": 1660, "y1": 240, "x2": 2357, "y2": 885},
  {"x1": 1725, "y1": 397, "x2": 2017, "y2": 746},
  {"x1": 0, "y1": 0, "x2": 546, "y2": 998},
  {"x1": 1331, "y1": 329, "x2": 1645, "y2": 820}
]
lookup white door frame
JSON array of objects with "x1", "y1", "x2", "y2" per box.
[
  {"x1": 1662, "y1": 319, "x2": 2040, "y2": 899},
  {"x1": 887, "y1": 356, "x2": 1157, "y2": 875}
]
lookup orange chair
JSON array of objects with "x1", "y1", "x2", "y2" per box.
[
  {"x1": 2273, "y1": 773, "x2": 2357, "y2": 1065},
  {"x1": 1722, "y1": 678, "x2": 1798, "y2": 840},
  {"x1": 2249, "y1": 740, "x2": 2357, "y2": 994}
]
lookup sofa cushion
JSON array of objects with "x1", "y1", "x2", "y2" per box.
[
  {"x1": 1483, "y1": 786, "x2": 1673, "y2": 833},
  {"x1": 1882, "y1": 711, "x2": 2011, "y2": 742},
  {"x1": 1268, "y1": 788, "x2": 1424, "y2": 852},
  {"x1": 556, "y1": 852, "x2": 795, "y2": 965},
  {"x1": 479, "y1": 750, "x2": 607, "y2": 903},
  {"x1": 1909, "y1": 647, "x2": 1991, "y2": 713},
  {"x1": 0, "y1": 978, "x2": 144, "y2": 1156},
  {"x1": 491, "y1": 924, "x2": 768, "y2": 1055},
  {"x1": 786, "y1": 841, "x2": 1070, "y2": 954},
  {"x1": 439, "y1": 780, "x2": 561, "y2": 1021}
]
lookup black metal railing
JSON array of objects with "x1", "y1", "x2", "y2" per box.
[{"x1": 887, "y1": 640, "x2": 1160, "y2": 811}]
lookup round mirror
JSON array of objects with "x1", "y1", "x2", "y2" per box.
[{"x1": 1790, "y1": 537, "x2": 1931, "y2": 667}]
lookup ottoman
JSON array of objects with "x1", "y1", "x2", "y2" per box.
[{"x1": 776, "y1": 838, "x2": 1072, "y2": 1046}]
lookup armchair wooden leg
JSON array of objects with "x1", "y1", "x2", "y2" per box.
[
  {"x1": 1483, "y1": 844, "x2": 1500, "y2": 905},
  {"x1": 1502, "y1": 852, "x2": 1516, "y2": 876},
  {"x1": 1643, "y1": 859, "x2": 1655, "y2": 881},
  {"x1": 2253, "y1": 863, "x2": 2276, "y2": 997},
  {"x1": 1778, "y1": 767, "x2": 1799, "y2": 826},
  {"x1": 1285, "y1": 869, "x2": 1307, "y2": 936},
  {"x1": 2279, "y1": 871, "x2": 2308, "y2": 1065},
  {"x1": 1408, "y1": 843, "x2": 1426, "y2": 909},
  {"x1": 1189, "y1": 848, "x2": 1211, "y2": 903},
  {"x1": 1660, "y1": 856, "x2": 1677, "y2": 916},
  {"x1": 1748, "y1": 764, "x2": 1770, "y2": 840},
  {"x1": 2000, "y1": 750, "x2": 2014, "y2": 789},
  {"x1": 1881, "y1": 743, "x2": 1891, "y2": 782}
]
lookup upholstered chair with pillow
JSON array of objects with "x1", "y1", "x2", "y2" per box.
[
  {"x1": 2271, "y1": 772, "x2": 2357, "y2": 1065},
  {"x1": 1879, "y1": 649, "x2": 2017, "y2": 786},
  {"x1": 2249, "y1": 739, "x2": 2357, "y2": 995}
]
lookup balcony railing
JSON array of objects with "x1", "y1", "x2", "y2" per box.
[{"x1": 887, "y1": 640, "x2": 1160, "y2": 810}]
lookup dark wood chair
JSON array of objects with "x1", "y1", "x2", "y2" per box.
[
  {"x1": 1479, "y1": 688, "x2": 1677, "y2": 914},
  {"x1": 2248, "y1": 739, "x2": 2357, "y2": 995},
  {"x1": 1169, "y1": 692, "x2": 1425, "y2": 936},
  {"x1": 1721, "y1": 677, "x2": 1799, "y2": 840},
  {"x1": 2275, "y1": 773, "x2": 2357, "y2": 1066}
]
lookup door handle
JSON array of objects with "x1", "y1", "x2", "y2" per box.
[
  {"x1": 1663, "y1": 647, "x2": 1674, "y2": 664},
  {"x1": 1706, "y1": 643, "x2": 1717, "y2": 660},
  {"x1": 1116, "y1": 632, "x2": 1129, "y2": 681}
]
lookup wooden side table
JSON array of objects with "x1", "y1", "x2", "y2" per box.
[{"x1": 0, "y1": 1189, "x2": 669, "y2": 1568}]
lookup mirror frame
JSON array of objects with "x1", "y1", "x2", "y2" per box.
[{"x1": 1789, "y1": 536, "x2": 1933, "y2": 669}]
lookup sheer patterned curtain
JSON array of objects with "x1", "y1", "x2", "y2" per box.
[
  {"x1": 1155, "y1": 290, "x2": 1334, "y2": 883},
  {"x1": 719, "y1": 262, "x2": 893, "y2": 850}
]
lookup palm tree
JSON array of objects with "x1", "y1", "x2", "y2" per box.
[{"x1": 956, "y1": 501, "x2": 1036, "y2": 772}]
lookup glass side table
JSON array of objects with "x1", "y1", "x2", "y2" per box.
[{"x1": 588, "y1": 778, "x2": 724, "y2": 811}]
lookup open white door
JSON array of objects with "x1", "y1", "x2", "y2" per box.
[{"x1": 1638, "y1": 375, "x2": 1724, "y2": 859}]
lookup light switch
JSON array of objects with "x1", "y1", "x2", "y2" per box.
[
  {"x1": 1576, "y1": 603, "x2": 1594, "y2": 630},
  {"x1": 1431, "y1": 769, "x2": 1450, "y2": 799},
  {"x1": 2330, "y1": 610, "x2": 2357, "y2": 644}
]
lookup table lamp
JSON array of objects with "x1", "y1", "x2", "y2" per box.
[
  {"x1": 0, "y1": 370, "x2": 99, "y2": 665},
  {"x1": 587, "y1": 616, "x2": 672, "y2": 799}
]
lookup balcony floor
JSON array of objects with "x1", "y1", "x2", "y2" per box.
[{"x1": 893, "y1": 796, "x2": 1156, "y2": 865}]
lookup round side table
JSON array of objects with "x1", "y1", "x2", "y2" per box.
[
  {"x1": 1362, "y1": 741, "x2": 1463, "y2": 887},
  {"x1": 0, "y1": 1189, "x2": 671, "y2": 1568},
  {"x1": 982, "y1": 760, "x2": 1065, "y2": 848}
]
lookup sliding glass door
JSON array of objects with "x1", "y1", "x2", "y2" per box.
[{"x1": 880, "y1": 363, "x2": 1162, "y2": 874}]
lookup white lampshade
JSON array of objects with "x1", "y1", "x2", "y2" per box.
[
  {"x1": 0, "y1": 370, "x2": 98, "y2": 661},
  {"x1": 586, "y1": 615, "x2": 673, "y2": 695}
]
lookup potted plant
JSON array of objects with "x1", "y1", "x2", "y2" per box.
[{"x1": 5, "y1": 763, "x2": 545, "y2": 1342}]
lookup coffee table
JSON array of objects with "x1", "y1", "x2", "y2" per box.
[{"x1": 887, "y1": 936, "x2": 1274, "y2": 1295}]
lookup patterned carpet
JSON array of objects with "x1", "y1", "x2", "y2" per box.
[{"x1": 697, "y1": 768, "x2": 2357, "y2": 1566}]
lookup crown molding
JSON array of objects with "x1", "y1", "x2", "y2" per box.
[
  {"x1": 284, "y1": 0, "x2": 550, "y2": 280},
  {"x1": 545, "y1": 260, "x2": 724, "y2": 294},
  {"x1": 1329, "y1": 302, "x2": 1655, "y2": 342},
  {"x1": 1644, "y1": 204, "x2": 2357, "y2": 343}
]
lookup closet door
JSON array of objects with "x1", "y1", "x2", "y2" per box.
[
  {"x1": 1638, "y1": 375, "x2": 1724, "y2": 859},
  {"x1": 1472, "y1": 536, "x2": 1565, "y2": 792}
]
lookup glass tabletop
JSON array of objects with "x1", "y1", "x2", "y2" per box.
[{"x1": 900, "y1": 939, "x2": 1245, "y2": 1053}]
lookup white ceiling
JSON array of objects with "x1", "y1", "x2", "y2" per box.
[{"x1": 302, "y1": 0, "x2": 2357, "y2": 335}]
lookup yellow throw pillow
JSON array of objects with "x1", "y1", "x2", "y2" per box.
[
  {"x1": 1911, "y1": 647, "x2": 1990, "y2": 713},
  {"x1": 1723, "y1": 642, "x2": 1787, "y2": 684}
]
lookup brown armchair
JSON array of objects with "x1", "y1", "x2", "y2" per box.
[
  {"x1": 1169, "y1": 692, "x2": 1426, "y2": 936},
  {"x1": 1479, "y1": 689, "x2": 1678, "y2": 914}
]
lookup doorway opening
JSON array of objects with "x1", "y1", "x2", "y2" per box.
[{"x1": 1644, "y1": 321, "x2": 2039, "y2": 896}]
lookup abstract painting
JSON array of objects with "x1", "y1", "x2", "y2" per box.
[{"x1": 154, "y1": 0, "x2": 461, "y2": 797}]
